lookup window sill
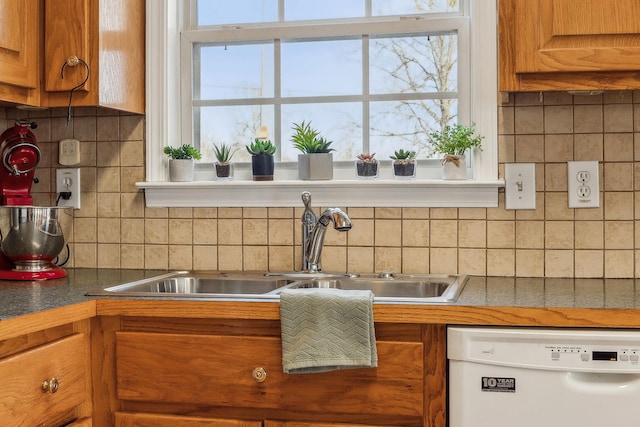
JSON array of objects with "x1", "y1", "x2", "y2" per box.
[{"x1": 136, "y1": 179, "x2": 505, "y2": 208}]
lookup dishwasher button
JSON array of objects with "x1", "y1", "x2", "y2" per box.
[
  {"x1": 631, "y1": 354, "x2": 639, "y2": 362},
  {"x1": 551, "y1": 351, "x2": 560, "y2": 360},
  {"x1": 581, "y1": 353, "x2": 589, "y2": 361},
  {"x1": 621, "y1": 354, "x2": 629, "y2": 361}
]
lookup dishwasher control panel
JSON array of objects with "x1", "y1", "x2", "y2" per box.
[{"x1": 448, "y1": 327, "x2": 640, "y2": 373}]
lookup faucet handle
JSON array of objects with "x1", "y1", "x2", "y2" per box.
[{"x1": 302, "y1": 191, "x2": 312, "y2": 209}]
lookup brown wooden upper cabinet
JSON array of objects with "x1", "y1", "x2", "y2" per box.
[
  {"x1": 0, "y1": 0, "x2": 39, "y2": 106},
  {"x1": 0, "y1": 0, "x2": 145, "y2": 113},
  {"x1": 500, "y1": 0, "x2": 640, "y2": 91}
]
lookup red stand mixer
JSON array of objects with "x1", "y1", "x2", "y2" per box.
[{"x1": 0, "y1": 121, "x2": 67, "y2": 280}]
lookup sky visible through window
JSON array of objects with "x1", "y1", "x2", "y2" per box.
[{"x1": 193, "y1": 1, "x2": 461, "y2": 163}]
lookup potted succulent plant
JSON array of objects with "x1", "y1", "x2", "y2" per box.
[
  {"x1": 246, "y1": 138, "x2": 276, "y2": 181},
  {"x1": 429, "y1": 123, "x2": 483, "y2": 180},
  {"x1": 163, "y1": 144, "x2": 202, "y2": 181},
  {"x1": 291, "y1": 121, "x2": 335, "y2": 180},
  {"x1": 356, "y1": 153, "x2": 378, "y2": 178},
  {"x1": 390, "y1": 149, "x2": 416, "y2": 179},
  {"x1": 213, "y1": 143, "x2": 236, "y2": 180}
]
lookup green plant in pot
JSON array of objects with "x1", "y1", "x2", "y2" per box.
[
  {"x1": 246, "y1": 138, "x2": 276, "y2": 181},
  {"x1": 356, "y1": 152, "x2": 378, "y2": 178},
  {"x1": 429, "y1": 123, "x2": 483, "y2": 180},
  {"x1": 212, "y1": 143, "x2": 236, "y2": 180},
  {"x1": 390, "y1": 149, "x2": 416, "y2": 179},
  {"x1": 163, "y1": 144, "x2": 202, "y2": 182},
  {"x1": 291, "y1": 121, "x2": 335, "y2": 180}
]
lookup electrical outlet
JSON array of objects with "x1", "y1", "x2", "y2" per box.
[
  {"x1": 568, "y1": 161, "x2": 599, "y2": 208},
  {"x1": 59, "y1": 139, "x2": 81, "y2": 165},
  {"x1": 56, "y1": 168, "x2": 81, "y2": 209}
]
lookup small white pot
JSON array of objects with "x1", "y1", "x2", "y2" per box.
[
  {"x1": 442, "y1": 155, "x2": 467, "y2": 180},
  {"x1": 169, "y1": 159, "x2": 195, "y2": 182}
]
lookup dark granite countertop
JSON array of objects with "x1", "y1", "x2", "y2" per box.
[{"x1": 1, "y1": 270, "x2": 639, "y2": 321}]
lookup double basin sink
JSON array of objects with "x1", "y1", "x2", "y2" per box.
[{"x1": 90, "y1": 271, "x2": 467, "y2": 304}]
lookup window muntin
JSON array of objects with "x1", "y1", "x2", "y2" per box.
[{"x1": 187, "y1": 1, "x2": 470, "y2": 165}]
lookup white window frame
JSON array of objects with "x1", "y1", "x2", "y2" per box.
[{"x1": 137, "y1": 0, "x2": 503, "y2": 208}]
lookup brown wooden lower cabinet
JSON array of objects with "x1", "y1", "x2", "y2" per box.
[
  {"x1": 0, "y1": 324, "x2": 92, "y2": 426},
  {"x1": 94, "y1": 318, "x2": 446, "y2": 427}
]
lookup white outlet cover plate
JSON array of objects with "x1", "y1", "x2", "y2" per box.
[
  {"x1": 568, "y1": 161, "x2": 599, "y2": 208},
  {"x1": 505, "y1": 163, "x2": 536, "y2": 210},
  {"x1": 56, "y1": 168, "x2": 81, "y2": 209}
]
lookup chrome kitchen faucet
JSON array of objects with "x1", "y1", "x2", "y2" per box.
[{"x1": 300, "y1": 191, "x2": 352, "y2": 273}]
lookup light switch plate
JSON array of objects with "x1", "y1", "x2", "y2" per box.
[
  {"x1": 568, "y1": 161, "x2": 599, "y2": 208},
  {"x1": 505, "y1": 163, "x2": 536, "y2": 210}
]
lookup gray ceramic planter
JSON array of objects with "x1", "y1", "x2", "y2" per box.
[
  {"x1": 298, "y1": 153, "x2": 333, "y2": 180},
  {"x1": 168, "y1": 159, "x2": 195, "y2": 181}
]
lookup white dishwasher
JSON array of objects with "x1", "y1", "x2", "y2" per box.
[{"x1": 448, "y1": 327, "x2": 640, "y2": 427}]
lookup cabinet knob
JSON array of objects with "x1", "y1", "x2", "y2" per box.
[
  {"x1": 252, "y1": 367, "x2": 267, "y2": 383},
  {"x1": 41, "y1": 378, "x2": 59, "y2": 394}
]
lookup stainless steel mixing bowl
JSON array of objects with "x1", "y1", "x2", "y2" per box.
[{"x1": 0, "y1": 207, "x2": 66, "y2": 271}]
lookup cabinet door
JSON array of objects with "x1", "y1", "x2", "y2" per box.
[
  {"x1": 0, "y1": 0, "x2": 39, "y2": 104},
  {"x1": 115, "y1": 332, "x2": 424, "y2": 417},
  {"x1": 513, "y1": 0, "x2": 640, "y2": 73},
  {"x1": 265, "y1": 421, "x2": 392, "y2": 427},
  {"x1": 0, "y1": 333, "x2": 89, "y2": 426},
  {"x1": 115, "y1": 412, "x2": 262, "y2": 427},
  {"x1": 43, "y1": 0, "x2": 91, "y2": 92}
]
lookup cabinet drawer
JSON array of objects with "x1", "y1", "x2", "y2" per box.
[
  {"x1": 116, "y1": 332, "x2": 423, "y2": 417},
  {"x1": 0, "y1": 333, "x2": 88, "y2": 426},
  {"x1": 115, "y1": 412, "x2": 262, "y2": 427}
]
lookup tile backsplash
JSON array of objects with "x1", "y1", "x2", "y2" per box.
[{"x1": 2, "y1": 90, "x2": 640, "y2": 278}]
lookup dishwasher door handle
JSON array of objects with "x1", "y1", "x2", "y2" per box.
[{"x1": 565, "y1": 372, "x2": 640, "y2": 395}]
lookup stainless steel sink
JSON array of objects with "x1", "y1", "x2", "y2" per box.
[
  {"x1": 278, "y1": 274, "x2": 467, "y2": 303},
  {"x1": 88, "y1": 271, "x2": 467, "y2": 303},
  {"x1": 90, "y1": 271, "x2": 294, "y2": 299}
]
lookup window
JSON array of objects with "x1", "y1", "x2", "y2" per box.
[
  {"x1": 185, "y1": 1, "x2": 467, "y2": 163},
  {"x1": 140, "y1": 1, "x2": 501, "y2": 207}
]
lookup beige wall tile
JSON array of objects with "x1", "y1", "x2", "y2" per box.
[
  {"x1": 97, "y1": 244, "x2": 120, "y2": 268},
  {"x1": 243, "y1": 219, "x2": 268, "y2": 245},
  {"x1": 516, "y1": 221, "x2": 544, "y2": 248},
  {"x1": 120, "y1": 140, "x2": 145, "y2": 167},
  {"x1": 193, "y1": 245, "x2": 217, "y2": 270},
  {"x1": 169, "y1": 219, "x2": 193, "y2": 245},
  {"x1": 604, "y1": 192, "x2": 634, "y2": 220},
  {"x1": 515, "y1": 249, "x2": 544, "y2": 277},
  {"x1": 402, "y1": 219, "x2": 429, "y2": 247},
  {"x1": 218, "y1": 208, "x2": 243, "y2": 219},
  {"x1": 121, "y1": 218, "x2": 144, "y2": 244},
  {"x1": 97, "y1": 218, "x2": 121, "y2": 243},
  {"x1": 458, "y1": 220, "x2": 486, "y2": 248},
  {"x1": 515, "y1": 106, "x2": 544, "y2": 134},
  {"x1": 74, "y1": 243, "x2": 97, "y2": 268},
  {"x1": 574, "y1": 250, "x2": 603, "y2": 278},
  {"x1": 605, "y1": 250, "x2": 634, "y2": 278},
  {"x1": 375, "y1": 247, "x2": 402, "y2": 272},
  {"x1": 243, "y1": 246, "x2": 268, "y2": 271},
  {"x1": 321, "y1": 246, "x2": 347, "y2": 272},
  {"x1": 429, "y1": 248, "x2": 458, "y2": 274},
  {"x1": 487, "y1": 221, "x2": 515, "y2": 248},
  {"x1": 348, "y1": 219, "x2": 374, "y2": 246},
  {"x1": 574, "y1": 134, "x2": 603, "y2": 161},
  {"x1": 430, "y1": 208, "x2": 457, "y2": 219},
  {"x1": 193, "y1": 219, "x2": 217, "y2": 244},
  {"x1": 575, "y1": 221, "x2": 603, "y2": 249},
  {"x1": 268, "y1": 246, "x2": 295, "y2": 272},
  {"x1": 604, "y1": 221, "x2": 634, "y2": 249},
  {"x1": 430, "y1": 220, "x2": 458, "y2": 248},
  {"x1": 604, "y1": 162, "x2": 633, "y2": 191},
  {"x1": 544, "y1": 106, "x2": 573, "y2": 134},
  {"x1": 544, "y1": 163, "x2": 567, "y2": 191},
  {"x1": 574, "y1": 105, "x2": 603, "y2": 133},
  {"x1": 97, "y1": 142, "x2": 120, "y2": 167},
  {"x1": 169, "y1": 207, "x2": 193, "y2": 219},
  {"x1": 545, "y1": 221, "x2": 574, "y2": 249},
  {"x1": 218, "y1": 245, "x2": 243, "y2": 270},
  {"x1": 544, "y1": 250, "x2": 574, "y2": 277},
  {"x1": 74, "y1": 218, "x2": 97, "y2": 242},
  {"x1": 604, "y1": 133, "x2": 634, "y2": 162},
  {"x1": 144, "y1": 245, "x2": 169, "y2": 269},
  {"x1": 347, "y1": 207, "x2": 374, "y2": 218},
  {"x1": 375, "y1": 219, "x2": 402, "y2": 246},
  {"x1": 486, "y1": 249, "x2": 515, "y2": 276},
  {"x1": 545, "y1": 135, "x2": 573, "y2": 163},
  {"x1": 268, "y1": 219, "x2": 293, "y2": 245},
  {"x1": 375, "y1": 207, "x2": 402, "y2": 219},
  {"x1": 402, "y1": 207, "x2": 429, "y2": 219},
  {"x1": 120, "y1": 245, "x2": 144, "y2": 269},
  {"x1": 401, "y1": 247, "x2": 430, "y2": 274},
  {"x1": 169, "y1": 245, "x2": 193, "y2": 270},
  {"x1": 545, "y1": 192, "x2": 573, "y2": 220},
  {"x1": 218, "y1": 219, "x2": 242, "y2": 245},
  {"x1": 145, "y1": 218, "x2": 168, "y2": 244},
  {"x1": 348, "y1": 247, "x2": 374, "y2": 273},
  {"x1": 604, "y1": 104, "x2": 633, "y2": 132},
  {"x1": 458, "y1": 248, "x2": 486, "y2": 276}
]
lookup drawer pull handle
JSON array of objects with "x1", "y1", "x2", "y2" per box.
[
  {"x1": 252, "y1": 367, "x2": 267, "y2": 383},
  {"x1": 41, "y1": 378, "x2": 59, "y2": 394}
]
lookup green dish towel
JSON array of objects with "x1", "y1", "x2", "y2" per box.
[{"x1": 279, "y1": 288, "x2": 378, "y2": 374}]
